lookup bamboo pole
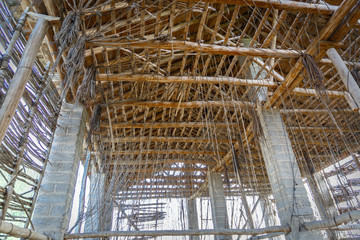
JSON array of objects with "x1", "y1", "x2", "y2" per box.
[
  {"x1": 101, "y1": 136, "x2": 237, "y2": 143},
  {"x1": 100, "y1": 122, "x2": 240, "y2": 129},
  {"x1": 64, "y1": 226, "x2": 290, "y2": 239},
  {"x1": 178, "y1": 0, "x2": 337, "y2": 15},
  {"x1": 103, "y1": 100, "x2": 255, "y2": 108},
  {"x1": 280, "y1": 109, "x2": 355, "y2": 114},
  {"x1": 304, "y1": 210, "x2": 360, "y2": 231},
  {"x1": 0, "y1": 8, "x2": 29, "y2": 80},
  {"x1": 97, "y1": 74, "x2": 278, "y2": 87},
  {"x1": 0, "y1": 219, "x2": 50, "y2": 240},
  {"x1": 326, "y1": 48, "x2": 360, "y2": 110},
  {"x1": 100, "y1": 149, "x2": 228, "y2": 156},
  {"x1": 88, "y1": 41, "x2": 301, "y2": 59},
  {"x1": 0, "y1": 18, "x2": 49, "y2": 144}
]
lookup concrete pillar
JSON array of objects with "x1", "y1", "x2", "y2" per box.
[
  {"x1": 85, "y1": 171, "x2": 113, "y2": 234},
  {"x1": 243, "y1": 38, "x2": 268, "y2": 103},
  {"x1": 258, "y1": 108, "x2": 322, "y2": 239},
  {"x1": 208, "y1": 173, "x2": 229, "y2": 240},
  {"x1": 187, "y1": 199, "x2": 199, "y2": 240},
  {"x1": 32, "y1": 103, "x2": 87, "y2": 239}
]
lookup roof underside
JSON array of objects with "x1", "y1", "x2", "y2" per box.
[{"x1": 18, "y1": 0, "x2": 360, "y2": 200}]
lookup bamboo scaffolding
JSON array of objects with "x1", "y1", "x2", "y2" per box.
[{"x1": 64, "y1": 226, "x2": 290, "y2": 239}]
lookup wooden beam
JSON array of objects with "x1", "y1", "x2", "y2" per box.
[
  {"x1": 179, "y1": 0, "x2": 337, "y2": 15},
  {"x1": 88, "y1": 41, "x2": 301, "y2": 59},
  {"x1": 103, "y1": 100, "x2": 255, "y2": 108},
  {"x1": 100, "y1": 122, "x2": 240, "y2": 129},
  {"x1": 101, "y1": 137, "x2": 237, "y2": 143},
  {"x1": 97, "y1": 74, "x2": 278, "y2": 87},
  {"x1": 0, "y1": 18, "x2": 49, "y2": 144}
]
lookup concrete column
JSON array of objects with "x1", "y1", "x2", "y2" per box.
[
  {"x1": 243, "y1": 38, "x2": 268, "y2": 103},
  {"x1": 258, "y1": 108, "x2": 322, "y2": 239},
  {"x1": 32, "y1": 103, "x2": 87, "y2": 239},
  {"x1": 187, "y1": 199, "x2": 199, "y2": 240},
  {"x1": 85, "y1": 171, "x2": 113, "y2": 234},
  {"x1": 208, "y1": 173, "x2": 229, "y2": 240}
]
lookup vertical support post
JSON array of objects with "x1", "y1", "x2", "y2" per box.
[
  {"x1": 32, "y1": 103, "x2": 87, "y2": 239},
  {"x1": 208, "y1": 172, "x2": 229, "y2": 240},
  {"x1": 187, "y1": 198, "x2": 199, "y2": 240},
  {"x1": 326, "y1": 47, "x2": 360, "y2": 110},
  {"x1": 0, "y1": 17, "x2": 49, "y2": 144},
  {"x1": 258, "y1": 108, "x2": 322, "y2": 239}
]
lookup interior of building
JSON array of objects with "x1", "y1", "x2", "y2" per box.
[{"x1": 0, "y1": 0, "x2": 359, "y2": 239}]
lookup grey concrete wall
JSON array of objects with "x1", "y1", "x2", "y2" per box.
[
  {"x1": 32, "y1": 103, "x2": 87, "y2": 239},
  {"x1": 187, "y1": 199, "x2": 199, "y2": 240},
  {"x1": 208, "y1": 172, "x2": 229, "y2": 240},
  {"x1": 258, "y1": 107, "x2": 322, "y2": 239}
]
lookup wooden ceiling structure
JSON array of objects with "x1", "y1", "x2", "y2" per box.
[{"x1": 16, "y1": 0, "x2": 360, "y2": 202}]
